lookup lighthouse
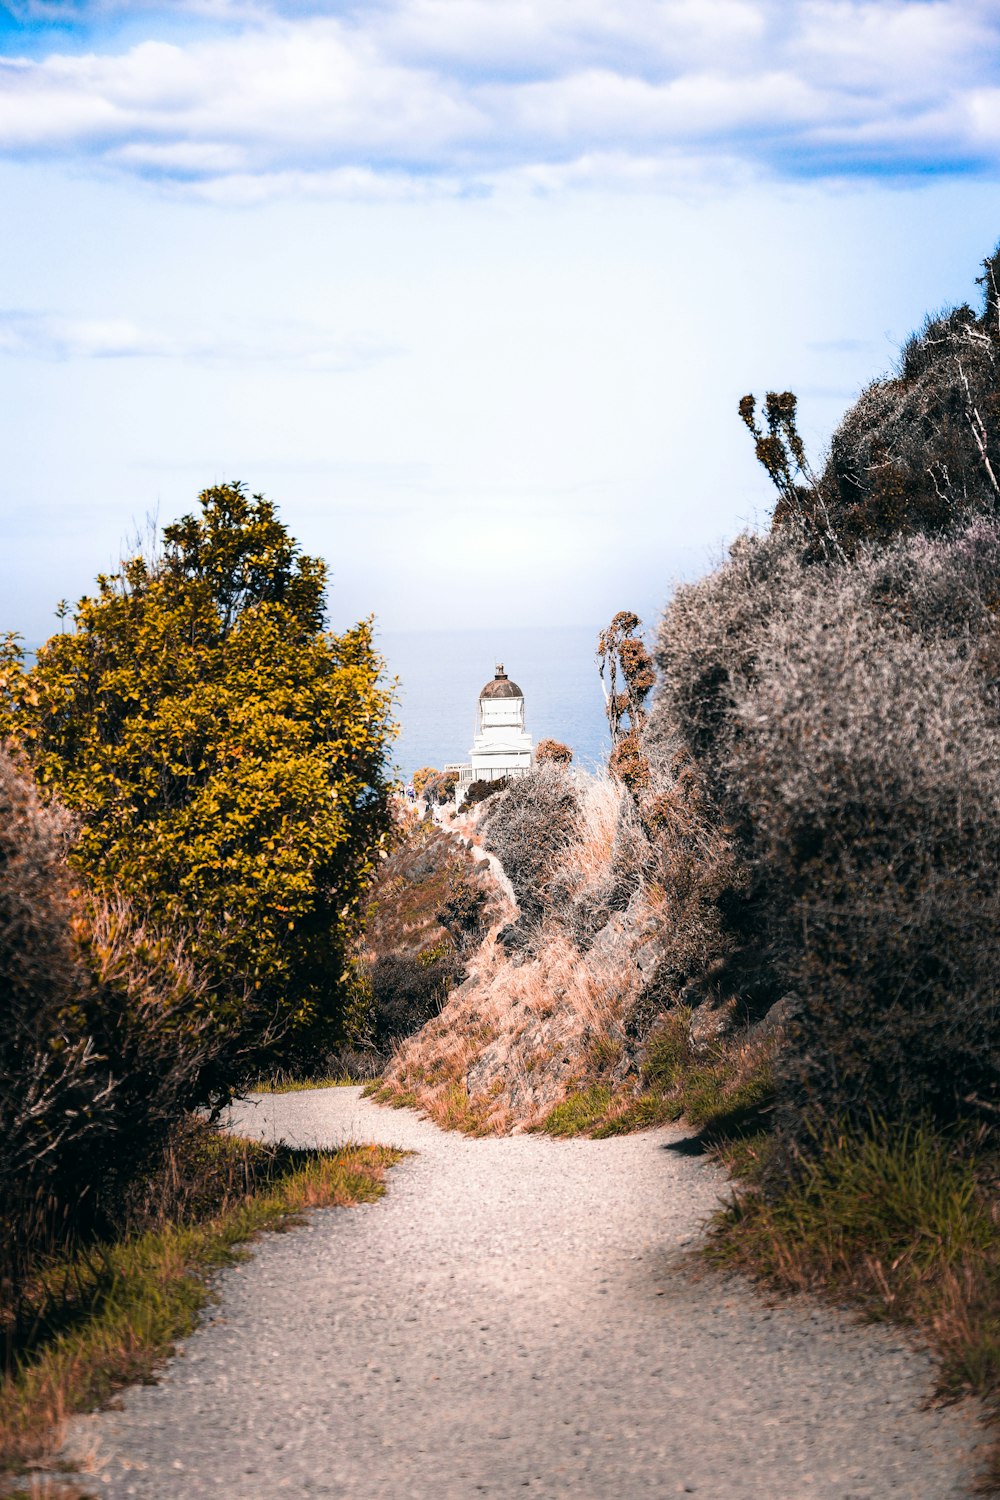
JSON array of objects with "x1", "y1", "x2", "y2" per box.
[{"x1": 450, "y1": 664, "x2": 534, "y2": 805}]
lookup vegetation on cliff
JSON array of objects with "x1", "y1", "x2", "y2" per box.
[
  {"x1": 7, "y1": 241, "x2": 1000, "y2": 1480},
  {"x1": 372, "y1": 245, "x2": 1000, "y2": 1473}
]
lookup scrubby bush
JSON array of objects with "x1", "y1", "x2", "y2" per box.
[
  {"x1": 481, "y1": 766, "x2": 579, "y2": 929},
  {"x1": 422, "y1": 768, "x2": 459, "y2": 805},
  {"x1": 0, "y1": 750, "x2": 235, "y2": 1354},
  {"x1": 0, "y1": 751, "x2": 113, "y2": 1298},
  {"x1": 730, "y1": 540, "x2": 1000, "y2": 1141},
  {"x1": 366, "y1": 951, "x2": 462, "y2": 1048},
  {"x1": 461, "y1": 776, "x2": 509, "y2": 809},
  {"x1": 535, "y1": 738, "x2": 573, "y2": 765},
  {"x1": 740, "y1": 246, "x2": 1000, "y2": 558},
  {"x1": 480, "y1": 765, "x2": 656, "y2": 958},
  {"x1": 647, "y1": 245, "x2": 1000, "y2": 1155},
  {"x1": 0, "y1": 484, "x2": 395, "y2": 1067},
  {"x1": 820, "y1": 294, "x2": 1000, "y2": 550},
  {"x1": 652, "y1": 524, "x2": 1000, "y2": 1145}
]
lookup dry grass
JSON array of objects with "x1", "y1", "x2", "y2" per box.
[
  {"x1": 561, "y1": 775, "x2": 624, "y2": 892},
  {"x1": 0, "y1": 1138, "x2": 400, "y2": 1479},
  {"x1": 376, "y1": 904, "x2": 644, "y2": 1133}
]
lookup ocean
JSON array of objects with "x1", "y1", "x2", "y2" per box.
[
  {"x1": 20, "y1": 623, "x2": 616, "y2": 784},
  {"x1": 376, "y1": 624, "x2": 613, "y2": 783}
]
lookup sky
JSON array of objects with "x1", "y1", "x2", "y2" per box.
[{"x1": 3, "y1": 0, "x2": 1000, "y2": 644}]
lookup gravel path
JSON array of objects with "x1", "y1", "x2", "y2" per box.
[{"x1": 64, "y1": 1087, "x2": 983, "y2": 1499}]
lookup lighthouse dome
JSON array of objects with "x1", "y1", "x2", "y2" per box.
[{"x1": 479, "y1": 664, "x2": 523, "y2": 700}]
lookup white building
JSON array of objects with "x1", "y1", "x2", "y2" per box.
[{"x1": 448, "y1": 664, "x2": 534, "y2": 806}]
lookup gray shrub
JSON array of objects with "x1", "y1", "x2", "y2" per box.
[
  {"x1": 650, "y1": 521, "x2": 1000, "y2": 1145},
  {"x1": 480, "y1": 766, "x2": 580, "y2": 932}
]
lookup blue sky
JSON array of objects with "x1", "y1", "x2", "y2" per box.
[{"x1": 3, "y1": 0, "x2": 1000, "y2": 642}]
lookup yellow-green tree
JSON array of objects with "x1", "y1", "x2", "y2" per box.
[
  {"x1": 412, "y1": 766, "x2": 437, "y2": 797},
  {"x1": 0, "y1": 484, "x2": 396, "y2": 1060}
]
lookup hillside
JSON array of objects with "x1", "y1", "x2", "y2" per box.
[{"x1": 369, "y1": 245, "x2": 1000, "y2": 1486}]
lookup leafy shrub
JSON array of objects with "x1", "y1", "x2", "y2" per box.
[
  {"x1": 461, "y1": 776, "x2": 509, "y2": 808},
  {"x1": 535, "y1": 738, "x2": 573, "y2": 765},
  {"x1": 412, "y1": 766, "x2": 437, "y2": 797},
  {"x1": 0, "y1": 484, "x2": 396, "y2": 1064}
]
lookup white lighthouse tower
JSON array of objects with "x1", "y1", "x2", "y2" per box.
[{"x1": 451, "y1": 664, "x2": 534, "y2": 805}]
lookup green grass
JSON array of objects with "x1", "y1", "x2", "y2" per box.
[
  {"x1": 711, "y1": 1129, "x2": 775, "y2": 1183},
  {"x1": 679, "y1": 1064, "x2": 773, "y2": 1133},
  {"x1": 592, "y1": 1093, "x2": 682, "y2": 1137},
  {"x1": 363, "y1": 1083, "x2": 419, "y2": 1110},
  {"x1": 0, "y1": 1140, "x2": 402, "y2": 1477},
  {"x1": 537, "y1": 1005, "x2": 774, "y2": 1142},
  {"x1": 542, "y1": 1085, "x2": 613, "y2": 1137},
  {"x1": 249, "y1": 1075, "x2": 364, "y2": 1093},
  {"x1": 642, "y1": 1007, "x2": 694, "y2": 1089},
  {"x1": 709, "y1": 1122, "x2": 1000, "y2": 1404}
]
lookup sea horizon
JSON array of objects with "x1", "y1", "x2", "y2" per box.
[
  {"x1": 16, "y1": 620, "x2": 621, "y2": 784},
  {"x1": 377, "y1": 623, "x2": 614, "y2": 783}
]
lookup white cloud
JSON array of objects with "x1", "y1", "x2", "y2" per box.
[
  {"x1": 0, "y1": 309, "x2": 398, "y2": 366},
  {"x1": 0, "y1": 1, "x2": 998, "y2": 193}
]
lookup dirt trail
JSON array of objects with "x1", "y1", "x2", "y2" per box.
[{"x1": 64, "y1": 1088, "x2": 983, "y2": 1499}]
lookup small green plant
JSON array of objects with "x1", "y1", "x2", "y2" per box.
[
  {"x1": 642, "y1": 1007, "x2": 693, "y2": 1090},
  {"x1": 542, "y1": 1086, "x2": 613, "y2": 1137}
]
